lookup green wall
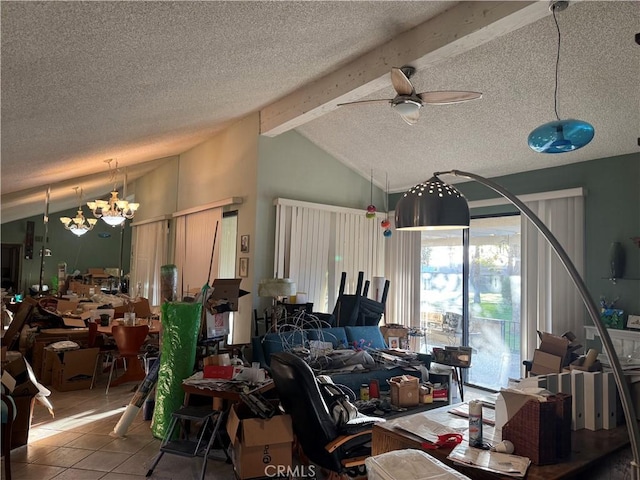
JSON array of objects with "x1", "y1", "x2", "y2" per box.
[
  {"x1": 256, "y1": 130, "x2": 386, "y2": 298},
  {"x1": 1, "y1": 205, "x2": 130, "y2": 294},
  {"x1": 390, "y1": 153, "x2": 640, "y2": 316}
]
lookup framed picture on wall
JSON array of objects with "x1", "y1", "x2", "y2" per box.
[
  {"x1": 627, "y1": 314, "x2": 640, "y2": 330},
  {"x1": 239, "y1": 257, "x2": 249, "y2": 278},
  {"x1": 240, "y1": 235, "x2": 250, "y2": 253}
]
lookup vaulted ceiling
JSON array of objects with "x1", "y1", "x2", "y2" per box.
[{"x1": 2, "y1": 1, "x2": 638, "y2": 223}]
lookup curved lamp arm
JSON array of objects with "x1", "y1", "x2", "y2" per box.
[{"x1": 438, "y1": 169, "x2": 639, "y2": 478}]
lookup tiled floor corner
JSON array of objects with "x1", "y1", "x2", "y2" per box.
[{"x1": 2, "y1": 382, "x2": 235, "y2": 480}]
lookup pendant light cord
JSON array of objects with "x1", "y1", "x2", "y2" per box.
[{"x1": 552, "y1": 6, "x2": 562, "y2": 121}]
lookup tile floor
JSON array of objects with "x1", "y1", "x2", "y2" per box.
[{"x1": 3, "y1": 382, "x2": 235, "y2": 480}]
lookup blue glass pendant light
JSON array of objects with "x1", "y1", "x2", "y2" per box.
[{"x1": 528, "y1": 1, "x2": 594, "y2": 154}]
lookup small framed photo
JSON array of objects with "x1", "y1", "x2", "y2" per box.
[
  {"x1": 238, "y1": 257, "x2": 249, "y2": 278},
  {"x1": 627, "y1": 314, "x2": 640, "y2": 330},
  {"x1": 388, "y1": 336, "x2": 400, "y2": 349},
  {"x1": 240, "y1": 235, "x2": 250, "y2": 253}
]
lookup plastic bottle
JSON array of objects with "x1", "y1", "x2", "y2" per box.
[
  {"x1": 468, "y1": 400, "x2": 483, "y2": 447},
  {"x1": 360, "y1": 383, "x2": 370, "y2": 401}
]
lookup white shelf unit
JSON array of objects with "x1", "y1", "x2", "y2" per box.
[{"x1": 584, "y1": 326, "x2": 640, "y2": 360}]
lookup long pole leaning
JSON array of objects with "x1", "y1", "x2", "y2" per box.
[{"x1": 441, "y1": 169, "x2": 639, "y2": 479}]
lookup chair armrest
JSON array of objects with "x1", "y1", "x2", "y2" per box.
[
  {"x1": 341, "y1": 455, "x2": 369, "y2": 468},
  {"x1": 325, "y1": 429, "x2": 372, "y2": 453}
]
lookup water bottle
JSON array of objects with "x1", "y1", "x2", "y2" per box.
[{"x1": 468, "y1": 400, "x2": 483, "y2": 447}]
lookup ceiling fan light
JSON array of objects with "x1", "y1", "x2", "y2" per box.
[
  {"x1": 528, "y1": 119, "x2": 594, "y2": 154},
  {"x1": 392, "y1": 99, "x2": 421, "y2": 117}
]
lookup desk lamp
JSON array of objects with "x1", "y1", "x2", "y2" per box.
[
  {"x1": 258, "y1": 278, "x2": 297, "y2": 331},
  {"x1": 395, "y1": 170, "x2": 639, "y2": 478}
]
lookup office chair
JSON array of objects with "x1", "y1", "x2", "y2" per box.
[{"x1": 269, "y1": 352, "x2": 374, "y2": 478}]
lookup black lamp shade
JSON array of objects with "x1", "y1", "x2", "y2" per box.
[{"x1": 395, "y1": 176, "x2": 470, "y2": 230}]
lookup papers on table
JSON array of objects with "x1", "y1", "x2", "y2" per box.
[
  {"x1": 447, "y1": 444, "x2": 531, "y2": 478},
  {"x1": 393, "y1": 413, "x2": 467, "y2": 444}
]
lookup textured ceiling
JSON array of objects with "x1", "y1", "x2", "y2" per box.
[{"x1": 1, "y1": 1, "x2": 638, "y2": 223}]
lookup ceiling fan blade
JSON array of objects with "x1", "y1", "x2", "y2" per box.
[
  {"x1": 391, "y1": 67, "x2": 414, "y2": 96},
  {"x1": 336, "y1": 99, "x2": 392, "y2": 107},
  {"x1": 398, "y1": 109, "x2": 420, "y2": 125},
  {"x1": 417, "y1": 91, "x2": 482, "y2": 105}
]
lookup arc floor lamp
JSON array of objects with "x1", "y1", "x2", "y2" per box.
[{"x1": 395, "y1": 170, "x2": 639, "y2": 479}]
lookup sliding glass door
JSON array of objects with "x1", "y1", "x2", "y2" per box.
[
  {"x1": 467, "y1": 215, "x2": 521, "y2": 390},
  {"x1": 419, "y1": 214, "x2": 521, "y2": 391}
]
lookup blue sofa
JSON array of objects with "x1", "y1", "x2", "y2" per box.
[{"x1": 251, "y1": 325, "x2": 430, "y2": 395}]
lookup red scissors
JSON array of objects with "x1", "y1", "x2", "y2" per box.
[{"x1": 421, "y1": 433, "x2": 463, "y2": 450}]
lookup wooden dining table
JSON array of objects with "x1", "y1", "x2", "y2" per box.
[{"x1": 96, "y1": 318, "x2": 162, "y2": 335}]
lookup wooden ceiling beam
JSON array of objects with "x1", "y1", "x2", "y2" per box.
[{"x1": 260, "y1": 1, "x2": 550, "y2": 137}]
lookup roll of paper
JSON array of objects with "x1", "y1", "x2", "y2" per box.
[{"x1": 111, "y1": 405, "x2": 140, "y2": 438}]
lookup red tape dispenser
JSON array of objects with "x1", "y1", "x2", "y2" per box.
[{"x1": 421, "y1": 433, "x2": 463, "y2": 450}]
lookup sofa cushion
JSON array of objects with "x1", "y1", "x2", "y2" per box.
[
  {"x1": 344, "y1": 326, "x2": 387, "y2": 349},
  {"x1": 307, "y1": 328, "x2": 349, "y2": 349},
  {"x1": 260, "y1": 331, "x2": 308, "y2": 366}
]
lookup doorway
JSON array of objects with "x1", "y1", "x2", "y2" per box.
[{"x1": 1, "y1": 243, "x2": 22, "y2": 293}]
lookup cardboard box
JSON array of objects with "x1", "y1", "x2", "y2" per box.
[
  {"x1": 530, "y1": 331, "x2": 581, "y2": 375},
  {"x1": 114, "y1": 298, "x2": 152, "y2": 319},
  {"x1": 380, "y1": 325, "x2": 409, "y2": 349},
  {"x1": 226, "y1": 402, "x2": 294, "y2": 480},
  {"x1": 2, "y1": 352, "x2": 41, "y2": 397},
  {"x1": 32, "y1": 336, "x2": 69, "y2": 378},
  {"x1": 389, "y1": 375, "x2": 419, "y2": 407},
  {"x1": 11, "y1": 395, "x2": 36, "y2": 449},
  {"x1": 56, "y1": 299, "x2": 81, "y2": 315},
  {"x1": 433, "y1": 346, "x2": 472, "y2": 367},
  {"x1": 44, "y1": 347, "x2": 99, "y2": 391},
  {"x1": 203, "y1": 353, "x2": 231, "y2": 366},
  {"x1": 210, "y1": 279, "x2": 242, "y2": 311}
]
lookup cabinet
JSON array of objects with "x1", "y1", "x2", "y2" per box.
[{"x1": 584, "y1": 326, "x2": 640, "y2": 360}]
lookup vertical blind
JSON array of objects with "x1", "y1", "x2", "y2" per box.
[
  {"x1": 174, "y1": 207, "x2": 223, "y2": 298},
  {"x1": 384, "y1": 212, "x2": 421, "y2": 326},
  {"x1": 274, "y1": 199, "x2": 385, "y2": 312},
  {"x1": 521, "y1": 194, "x2": 585, "y2": 362},
  {"x1": 130, "y1": 219, "x2": 170, "y2": 306}
]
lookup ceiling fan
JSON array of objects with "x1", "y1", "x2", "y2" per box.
[{"x1": 337, "y1": 66, "x2": 482, "y2": 125}]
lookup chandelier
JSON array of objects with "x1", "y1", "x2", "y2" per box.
[
  {"x1": 87, "y1": 159, "x2": 140, "y2": 227},
  {"x1": 60, "y1": 187, "x2": 98, "y2": 236}
]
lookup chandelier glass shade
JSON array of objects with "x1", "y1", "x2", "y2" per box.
[
  {"x1": 528, "y1": 1, "x2": 594, "y2": 154},
  {"x1": 60, "y1": 207, "x2": 98, "y2": 237},
  {"x1": 87, "y1": 190, "x2": 140, "y2": 227}
]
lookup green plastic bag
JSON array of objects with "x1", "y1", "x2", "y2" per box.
[{"x1": 151, "y1": 302, "x2": 201, "y2": 439}]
